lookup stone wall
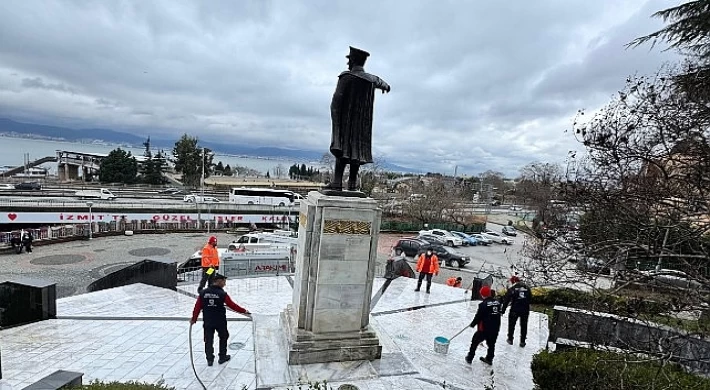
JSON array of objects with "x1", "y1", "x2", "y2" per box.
[
  {"x1": 550, "y1": 305, "x2": 710, "y2": 374},
  {"x1": 87, "y1": 258, "x2": 177, "y2": 292}
]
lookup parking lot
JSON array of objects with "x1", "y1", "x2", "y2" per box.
[{"x1": 377, "y1": 224, "x2": 530, "y2": 291}]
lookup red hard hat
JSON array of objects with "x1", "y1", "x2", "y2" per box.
[
  {"x1": 479, "y1": 286, "x2": 492, "y2": 298},
  {"x1": 208, "y1": 236, "x2": 217, "y2": 244}
]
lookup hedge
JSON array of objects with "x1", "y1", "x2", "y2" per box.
[
  {"x1": 379, "y1": 220, "x2": 486, "y2": 233},
  {"x1": 73, "y1": 381, "x2": 175, "y2": 390},
  {"x1": 531, "y1": 287, "x2": 671, "y2": 317},
  {"x1": 532, "y1": 349, "x2": 710, "y2": 390}
]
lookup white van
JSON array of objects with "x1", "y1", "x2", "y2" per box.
[
  {"x1": 233, "y1": 232, "x2": 298, "y2": 246},
  {"x1": 75, "y1": 188, "x2": 117, "y2": 200}
]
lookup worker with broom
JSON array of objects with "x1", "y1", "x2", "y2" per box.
[{"x1": 465, "y1": 285, "x2": 502, "y2": 365}]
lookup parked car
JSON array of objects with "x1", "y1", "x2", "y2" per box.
[
  {"x1": 638, "y1": 269, "x2": 704, "y2": 291},
  {"x1": 502, "y1": 226, "x2": 517, "y2": 236},
  {"x1": 184, "y1": 194, "x2": 221, "y2": 203},
  {"x1": 0, "y1": 183, "x2": 15, "y2": 191},
  {"x1": 471, "y1": 234, "x2": 492, "y2": 245},
  {"x1": 416, "y1": 234, "x2": 449, "y2": 247},
  {"x1": 15, "y1": 182, "x2": 41, "y2": 191},
  {"x1": 416, "y1": 244, "x2": 470, "y2": 268},
  {"x1": 575, "y1": 255, "x2": 611, "y2": 275},
  {"x1": 392, "y1": 237, "x2": 430, "y2": 257},
  {"x1": 481, "y1": 231, "x2": 514, "y2": 245},
  {"x1": 450, "y1": 231, "x2": 478, "y2": 246},
  {"x1": 418, "y1": 229, "x2": 463, "y2": 246}
]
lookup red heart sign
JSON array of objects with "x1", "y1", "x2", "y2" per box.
[{"x1": 7, "y1": 213, "x2": 17, "y2": 221}]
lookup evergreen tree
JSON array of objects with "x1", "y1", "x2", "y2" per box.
[
  {"x1": 100, "y1": 148, "x2": 138, "y2": 184},
  {"x1": 289, "y1": 164, "x2": 299, "y2": 179},
  {"x1": 172, "y1": 134, "x2": 213, "y2": 187},
  {"x1": 266, "y1": 171, "x2": 271, "y2": 178},
  {"x1": 629, "y1": 1, "x2": 710, "y2": 60},
  {"x1": 215, "y1": 161, "x2": 225, "y2": 173},
  {"x1": 224, "y1": 164, "x2": 232, "y2": 176},
  {"x1": 143, "y1": 150, "x2": 167, "y2": 185},
  {"x1": 300, "y1": 163, "x2": 307, "y2": 177}
]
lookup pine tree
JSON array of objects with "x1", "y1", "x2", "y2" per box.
[
  {"x1": 100, "y1": 148, "x2": 138, "y2": 184},
  {"x1": 629, "y1": 1, "x2": 710, "y2": 60}
]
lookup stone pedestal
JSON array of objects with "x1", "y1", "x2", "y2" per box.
[{"x1": 282, "y1": 191, "x2": 382, "y2": 365}]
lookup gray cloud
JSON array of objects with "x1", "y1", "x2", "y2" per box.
[{"x1": 0, "y1": 0, "x2": 678, "y2": 176}]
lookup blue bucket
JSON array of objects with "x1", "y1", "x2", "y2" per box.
[{"x1": 434, "y1": 336, "x2": 450, "y2": 354}]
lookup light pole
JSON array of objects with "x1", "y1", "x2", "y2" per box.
[
  {"x1": 201, "y1": 147, "x2": 205, "y2": 201},
  {"x1": 86, "y1": 201, "x2": 93, "y2": 240},
  {"x1": 207, "y1": 204, "x2": 211, "y2": 234},
  {"x1": 287, "y1": 204, "x2": 292, "y2": 231}
]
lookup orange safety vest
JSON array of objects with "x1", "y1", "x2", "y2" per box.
[
  {"x1": 416, "y1": 254, "x2": 440, "y2": 274},
  {"x1": 446, "y1": 277, "x2": 462, "y2": 288},
  {"x1": 201, "y1": 244, "x2": 220, "y2": 268}
]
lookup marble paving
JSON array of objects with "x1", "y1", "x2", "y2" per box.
[
  {"x1": 177, "y1": 275, "x2": 294, "y2": 316},
  {"x1": 0, "y1": 276, "x2": 548, "y2": 390},
  {"x1": 59, "y1": 283, "x2": 248, "y2": 320}
]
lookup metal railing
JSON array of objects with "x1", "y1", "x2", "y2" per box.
[
  {"x1": 0, "y1": 198, "x2": 299, "y2": 212},
  {"x1": 178, "y1": 259, "x2": 389, "y2": 283},
  {"x1": 0, "y1": 220, "x2": 242, "y2": 248}
]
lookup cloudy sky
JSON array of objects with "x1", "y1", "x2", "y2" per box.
[{"x1": 0, "y1": 0, "x2": 678, "y2": 176}]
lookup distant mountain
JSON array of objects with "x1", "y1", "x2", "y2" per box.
[
  {"x1": 0, "y1": 118, "x2": 146, "y2": 145},
  {"x1": 0, "y1": 117, "x2": 415, "y2": 172}
]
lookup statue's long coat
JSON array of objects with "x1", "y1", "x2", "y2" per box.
[{"x1": 330, "y1": 68, "x2": 388, "y2": 165}]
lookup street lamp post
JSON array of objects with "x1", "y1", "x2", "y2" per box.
[
  {"x1": 201, "y1": 147, "x2": 205, "y2": 201},
  {"x1": 207, "y1": 204, "x2": 211, "y2": 234},
  {"x1": 86, "y1": 201, "x2": 93, "y2": 240}
]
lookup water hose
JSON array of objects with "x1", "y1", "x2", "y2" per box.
[{"x1": 189, "y1": 323, "x2": 208, "y2": 390}]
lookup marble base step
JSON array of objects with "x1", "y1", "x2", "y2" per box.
[{"x1": 281, "y1": 307, "x2": 382, "y2": 365}]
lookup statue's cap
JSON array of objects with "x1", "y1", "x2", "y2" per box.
[{"x1": 347, "y1": 46, "x2": 370, "y2": 61}]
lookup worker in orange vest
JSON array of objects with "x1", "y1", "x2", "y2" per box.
[
  {"x1": 415, "y1": 247, "x2": 440, "y2": 294},
  {"x1": 446, "y1": 276, "x2": 463, "y2": 288},
  {"x1": 198, "y1": 236, "x2": 220, "y2": 293}
]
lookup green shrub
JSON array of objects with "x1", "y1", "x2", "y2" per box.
[
  {"x1": 532, "y1": 349, "x2": 710, "y2": 390},
  {"x1": 73, "y1": 380, "x2": 175, "y2": 390}
]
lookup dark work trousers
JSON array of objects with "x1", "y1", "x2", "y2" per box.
[
  {"x1": 204, "y1": 323, "x2": 229, "y2": 361},
  {"x1": 467, "y1": 330, "x2": 498, "y2": 362},
  {"x1": 507, "y1": 311, "x2": 529, "y2": 342},
  {"x1": 197, "y1": 266, "x2": 218, "y2": 292},
  {"x1": 417, "y1": 272, "x2": 433, "y2": 292}
]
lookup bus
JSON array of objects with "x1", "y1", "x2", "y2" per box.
[{"x1": 228, "y1": 187, "x2": 301, "y2": 206}]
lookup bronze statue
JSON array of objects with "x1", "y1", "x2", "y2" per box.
[{"x1": 322, "y1": 46, "x2": 390, "y2": 195}]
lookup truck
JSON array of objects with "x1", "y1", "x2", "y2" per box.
[{"x1": 75, "y1": 188, "x2": 117, "y2": 200}]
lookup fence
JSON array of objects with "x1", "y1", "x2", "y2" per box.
[
  {"x1": 178, "y1": 256, "x2": 389, "y2": 283},
  {"x1": 0, "y1": 220, "x2": 241, "y2": 248},
  {"x1": 0, "y1": 198, "x2": 295, "y2": 212},
  {"x1": 379, "y1": 221, "x2": 486, "y2": 233}
]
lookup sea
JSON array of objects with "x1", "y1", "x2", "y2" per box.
[{"x1": 0, "y1": 136, "x2": 318, "y2": 175}]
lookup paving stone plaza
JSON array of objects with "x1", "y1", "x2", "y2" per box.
[
  {"x1": 0, "y1": 216, "x2": 547, "y2": 389},
  {"x1": 0, "y1": 277, "x2": 548, "y2": 389}
]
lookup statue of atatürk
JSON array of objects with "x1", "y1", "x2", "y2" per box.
[{"x1": 322, "y1": 46, "x2": 390, "y2": 195}]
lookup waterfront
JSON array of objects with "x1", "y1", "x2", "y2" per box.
[{"x1": 0, "y1": 136, "x2": 311, "y2": 176}]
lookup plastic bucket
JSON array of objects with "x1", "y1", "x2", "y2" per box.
[{"x1": 434, "y1": 336, "x2": 450, "y2": 354}]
